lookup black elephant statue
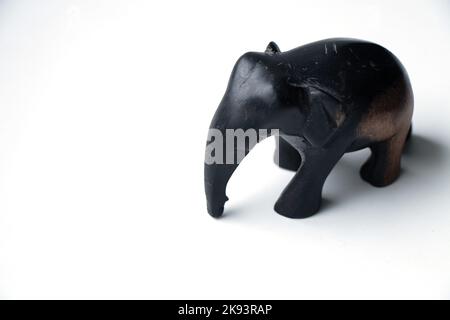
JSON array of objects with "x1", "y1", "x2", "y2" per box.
[{"x1": 204, "y1": 38, "x2": 413, "y2": 219}]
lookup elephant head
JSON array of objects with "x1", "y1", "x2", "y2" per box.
[{"x1": 204, "y1": 42, "x2": 347, "y2": 217}]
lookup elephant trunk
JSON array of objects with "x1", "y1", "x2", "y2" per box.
[
  {"x1": 204, "y1": 101, "x2": 269, "y2": 218},
  {"x1": 204, "y1": 158, "x2": 238, "y2": 217}
]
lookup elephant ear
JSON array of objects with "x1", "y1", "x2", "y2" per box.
[
  {"x1": 288, "y1": 81, "x2": 346, "y2": 147},
  {"x1": 265, "y1": 41, "x2": 281, "y2": 55}
]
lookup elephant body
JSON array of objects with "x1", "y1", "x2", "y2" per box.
[{"x1": 205, "y1": 38, "x2": 413, "y2": 218}]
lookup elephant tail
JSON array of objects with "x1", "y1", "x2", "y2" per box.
[{"x1": 406, "y1": 124, "x2": 412, "y2": 143}]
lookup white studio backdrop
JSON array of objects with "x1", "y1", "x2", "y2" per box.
[{"x1": 0, "y1": 0, "x2": 450, "y2": 299}]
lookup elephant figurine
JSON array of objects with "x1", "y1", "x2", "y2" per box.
[{"x1": 204, "y1": 38, "x2": 413, "y2": 219}]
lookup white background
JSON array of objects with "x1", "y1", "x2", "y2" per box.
[{"x1": 1, "y1": 0, "x2": 450, "y2": 299}]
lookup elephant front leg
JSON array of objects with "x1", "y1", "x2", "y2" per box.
[{"x1": 274, "y1": 146, "x2": 346, "y2": 219}]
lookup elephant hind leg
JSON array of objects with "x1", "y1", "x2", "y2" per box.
[
  {"x1": 360, "y1": 124, "x2": 410, "y2": 187},
  {"x1": 274, "y1": 137, "x2": 302, "y2": 171}
]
